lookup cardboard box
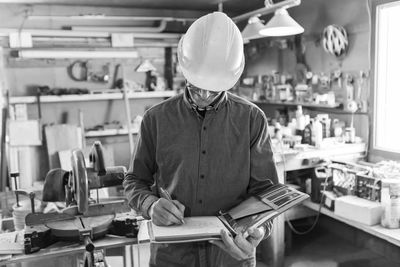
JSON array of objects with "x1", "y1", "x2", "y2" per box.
[{"x1": 334, "y1": 196, "x2": 383, "y2": 226}]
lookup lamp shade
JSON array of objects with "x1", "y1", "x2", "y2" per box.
[
  {"x1": 241, "y1": 16, "x2": 265, "y2": 41},
  {"x1": 135, "y1": 59, "x2": 156, "y2": 72},
  {"x1": 259, "y1": 8, "x2": 304, "y2": 37}
]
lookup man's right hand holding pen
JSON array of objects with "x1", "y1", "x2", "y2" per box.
[{"x1": 149, "y1": 187, "x2": 185, "y2": 226}]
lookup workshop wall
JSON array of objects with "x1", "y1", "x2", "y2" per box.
[
  {"x1": 245, "y1": 0, "x2": 371, "y2": 142},
  {"x1": 1, "y1": 3, "x2": 194, "y2": 183}
]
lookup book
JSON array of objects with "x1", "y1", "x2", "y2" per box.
[
  {"x1": 138, "y1": 183, "x2": 309, "y2": 243},
  {"x1": 138, "y1": 216, "x2": 225, "y2": 243}
]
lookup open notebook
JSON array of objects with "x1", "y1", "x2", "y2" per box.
[{"x1": 138, "y1": 183, "x2": 309, "y2": 243}]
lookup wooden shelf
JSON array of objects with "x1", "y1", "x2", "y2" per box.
[
  {"x1": 9, "y1": 90, "x2": 176, "y2": 104},
  {"x1": 85, "y1": 129, "x2": 138, "y2": 138},
  {"x1": 303, "y1": 199, "x2": 400, "y2": 247},
  {"x1": 252, "y1": 100, "x2": 369, "y2": 114},
  {"x1": 252, "y1": 100, "x2": 340, "y2": 109}
]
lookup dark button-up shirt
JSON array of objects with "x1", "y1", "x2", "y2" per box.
[{"x1": 123, "y1": 89, "x2": 278, "y2": 267}]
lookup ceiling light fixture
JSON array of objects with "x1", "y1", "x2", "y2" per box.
[
  {"x1": 241, "y1": 17, "x2": 266, "y2": 41},
  {"x1": 259, "y1": 8, "x2": 304, "y2": 37},
  {"x1": 135, "y1": 59, "x2": 157, "y2": 72},
  {"x1": 233, "y1": 0, "x2": 301, "y2": 23},
  {"x1": 235, "y1": 0, "x2": 303, "y2": 41}
]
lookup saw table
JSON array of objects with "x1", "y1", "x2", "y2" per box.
[
  {"x1": 0, "y1": 234, "x2": 141, "y2": 267},
  {"x1": 12, "y1": 141, "x2": 140, "y2": 267}
]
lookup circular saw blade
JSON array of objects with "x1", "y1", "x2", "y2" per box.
[{"x1": 71, "y1": 149, "x2": 89, "y2": 214}]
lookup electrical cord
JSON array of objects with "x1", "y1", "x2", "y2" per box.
[
  {"x1": 278, "y1": 140, "x2": 330, "y2": 235},
  {"x1": 285, "y1": 173, "x2": 329, "y2": 235}
]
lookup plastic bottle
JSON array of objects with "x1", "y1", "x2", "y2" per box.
[
  {"x1": 288, "y1": 118, "x2": 297, "y2": 136},
  {"x1": 295, "y1": 105, "x2": 306, "y2": 136},
  {"x1": 313, "y1": 118, "x2": 323, "y2": 148},
  {"x1": 274, "y1": 122, "x2": 283, "y2": 141},
  {"x1": 302, "y1": 120, "x2": 313, "y2": 145},
  {"x1": 304, "y1": 114, "x2": 310, "y2": 126}
]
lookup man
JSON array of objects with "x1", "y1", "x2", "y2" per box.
[{"x1": 124, "y1": 12, "x2": 279, "y2": 267}]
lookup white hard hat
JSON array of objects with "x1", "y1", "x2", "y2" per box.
[
  {"x1": 178, "y1": 12, "x2": 245, "y2": 92},
  {"x1": 322, "y1": 25, "x2": 349, "y2": 58}
]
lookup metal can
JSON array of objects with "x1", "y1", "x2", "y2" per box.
[{"x1": 344, "y1": 127, "x2": 355, "y2": 143}]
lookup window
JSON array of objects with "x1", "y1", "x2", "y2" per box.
[{"x1": 371, "y1": 0, "x2": 400, "y2": 161}]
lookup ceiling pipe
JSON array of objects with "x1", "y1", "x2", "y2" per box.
[
  {"x1": 232, "y1": 0, "x2": 301, "y2": 23},
  {"x1": 28, "y1": 15, "x2": 197, "y2": 23},
  {"x1": 0, "y1": 28, "x2": 181, "y2": 39},
  {"x1": 14, "y1": 49, "x2": 139, "y2": 59},
  {"x1": 70, "y1": 20, "x2": 168, "y2": 33},
  {"x1": 23, "y1": 37, "x2": 179, "y2": 47}
]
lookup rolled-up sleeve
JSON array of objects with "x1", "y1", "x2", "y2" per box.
[
  {"x1": 123, "y1": 112, "x2": 159, "y2": 219},
  {"x1": 247, "y1": 108, "x2": 278, "y2": 196},
  {"x1": 247, "y1": 108, "x2": 278, "y2": 239}
]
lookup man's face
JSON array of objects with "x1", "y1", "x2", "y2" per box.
[{"x1": 187, "y1": 83, "x2": 221, "y2": 108}]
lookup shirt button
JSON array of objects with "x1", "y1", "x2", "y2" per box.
[
  {"x1": 198, "y1": 200, "x2": 203, "y2": 204},
  {"x1": 200, "y1": 175, "x2": 205, "y2": 179},
  {"x1": 202, "y1": 150, "x2": 206, "y2": 154}
]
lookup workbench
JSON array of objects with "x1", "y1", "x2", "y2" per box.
[
  {"x1": 301, "y1": 199, "x2": 400, "y2": 264},
  {"x1": 0, "y1": 143, "x2": 368, "y2": 267},
  {"x1": 0, "y1": 235, "x2": 139, "y2": 267},
  {"x1": 259, "y1": 142, "x2": 367, "y2": 267},
  {"x1": 303, "y1": 200, "x2": 400, "y2": 248}
]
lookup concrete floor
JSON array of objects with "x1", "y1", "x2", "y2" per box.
[
  {"x1": 106, "y1": 226, "x2": 400, "y2": 267},
  {"x1": 281, "y1": 227, "x2": 399, "y2": 267}
]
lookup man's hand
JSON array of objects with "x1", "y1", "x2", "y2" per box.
[
  {"x1": 210, "y1": 221, "x2": 273, "y2": 261},
  {"x1": 149, "y1": 198, "x2": 185, "y2": 226}
]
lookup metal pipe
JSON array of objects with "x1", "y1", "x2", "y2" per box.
[
  {"x1": 33, "y1": 37, "x2": 178, "y2": 46},
  {"x1": 232, "y1": 0, "x2": 301, "y2": 22},
  {"x1": 28, "y1": 15, "x2": 197, "y2": 22},
  {"x1": 16, "y1": 50, "x2": 139, "y2": 59},
  {"x1": 0, "y1": 28, "x2": 181, "y2": 38},
  {"x1": 70, "y1": 20, "x2": 168, "y2": 33},
  {"x1": 31, "y1": 37, "x2": 178, "y2": 47}
]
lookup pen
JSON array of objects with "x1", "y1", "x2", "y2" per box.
[{"x1": 159, "y1": 187, "x2": 185, "y2": 224}]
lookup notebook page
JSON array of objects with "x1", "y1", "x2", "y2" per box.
[{"x1": 150, "y1": 216, "x2": 225, "y2": 241}]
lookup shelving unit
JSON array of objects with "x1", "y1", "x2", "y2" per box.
[
  {"x1": 303, "y1": 199, "x2": 400, "y2": 247},
  {"x1": 85, "y1": 129, "x2": 138, "y2": 138},
  {"x1": 252, "y1": 100, "x2": 340, "y2": 109},
  {"x1": 252, "y1": 100, "x2": 368, "y2": 115},
  {"x1": 9, "y1": 90, "x2": 176, "y2": 104}
]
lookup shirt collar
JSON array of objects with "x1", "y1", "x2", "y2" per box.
[{"x1": 183, "y1": 87, "x2": 227, "y2": 113}]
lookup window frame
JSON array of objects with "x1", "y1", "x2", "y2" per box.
[{"x1": 369, "y1": 0, "x2": 400, "y2": 162}]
